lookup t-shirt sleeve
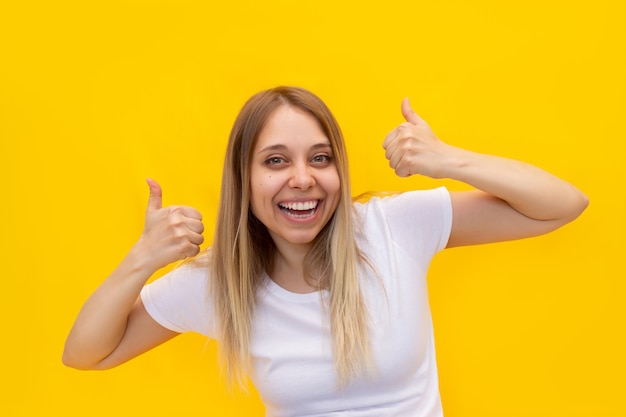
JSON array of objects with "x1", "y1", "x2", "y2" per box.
[
  {"x1": 140, "y1": 263, "x2": 214, "y2": 337},
  {"x1": 357, "y1": 187, "x2": 453, "y2": 260}
]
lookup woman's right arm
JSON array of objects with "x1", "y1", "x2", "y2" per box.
[{"x1": 62, "y1": 179, "x2": 204, "y2": 370}]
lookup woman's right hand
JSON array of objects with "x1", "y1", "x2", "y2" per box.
[
  {"x1": 136, "y1": 179, "x2": 204, "y2": 272},
  {"x1": 62, "y1": 179, "x2": 203, "y2": 369}
]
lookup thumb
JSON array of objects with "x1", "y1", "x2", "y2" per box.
[
  {"x1": 401, "y1": 97, "x2": 423, "y2": 125},
  {"x1": 146, "y1": 178, "x2": 162, "y2": 211}
]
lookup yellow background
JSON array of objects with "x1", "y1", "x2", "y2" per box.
[{"x1": 1, "y1": 0, "x2": 624, "y2": 416}]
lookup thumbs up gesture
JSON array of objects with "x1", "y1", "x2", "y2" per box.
[
  {"x1": 137, "y1": 179, "x2": 204, "y2": 272},
  {"x1": 382, "y1": 98, "x2": 450, "y2": 178}
]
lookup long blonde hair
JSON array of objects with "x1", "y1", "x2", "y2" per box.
[{"x1": 210, "y1": 86, "x2": 371, "y2": 389}]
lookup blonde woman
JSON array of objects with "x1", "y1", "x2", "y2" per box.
[{"x1": 63, "y1": 86, "x2": 588, "y2": 416}]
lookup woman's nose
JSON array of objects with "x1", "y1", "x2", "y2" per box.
[{"x1": 288, "y1": 163, "x2": 315, "y2": 190}]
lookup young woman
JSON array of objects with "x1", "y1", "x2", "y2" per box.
[{"x1": 63, "y1": 86, "x2": 588, "y2": 416}]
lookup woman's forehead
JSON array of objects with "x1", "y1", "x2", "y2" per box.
[{"x1": 254, "y1": 106, "x2": 330, "y2": 150}]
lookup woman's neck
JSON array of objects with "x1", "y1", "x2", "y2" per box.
[{"x1": 269, "y1": 244, "x2": 319, "y2": 294}]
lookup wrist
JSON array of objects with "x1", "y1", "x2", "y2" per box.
[
  {"x1": 433, "y1": 145, "x2": 474, "y2": 180},
  {"x1": 125, "y1": 240, "x2": 160, "y2": 278}
]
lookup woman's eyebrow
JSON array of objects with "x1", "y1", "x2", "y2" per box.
[
  {"x1": 257, "y1": 144, "x2": 287, "y2": 154},
  {"x1": 257, "y1": 143, "x2": 332, "y2": 154},
  {"x1": 311, "y1": 143, "x2": 332, "y2": 151}
]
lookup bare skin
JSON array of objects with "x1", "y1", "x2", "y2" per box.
[
  {"x1": 382, "y1": 99, "x2": 588, "y2": 248},
  {"x1": 62, "y1": 179, "x2": 202, "y2": 369},
  {"x1": 62, "y1": 101, "x2": 588, "y2": 370}
]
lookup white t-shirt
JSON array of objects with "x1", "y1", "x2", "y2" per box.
[{"x1": 141, "y1": 187, "x2": 453, "y2": 417}]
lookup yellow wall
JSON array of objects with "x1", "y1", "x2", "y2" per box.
[{"x1": 1, "y1": 1, "x2": 624, "y2": 416}]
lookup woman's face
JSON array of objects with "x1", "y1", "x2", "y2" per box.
[{"x1": 249, "y1": 105, "x2": 340, "y2": 251}]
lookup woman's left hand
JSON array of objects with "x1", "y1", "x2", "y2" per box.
[
  {"x1": 382, "y1": 98, "x2": 588, "y2": 248},
  {"x1": 382, "y1": 99, "x2": 452, "y2": 179}
]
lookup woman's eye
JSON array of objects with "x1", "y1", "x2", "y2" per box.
[
  {"x1": 265, "y1": 156, "x2": 285, "y2": 165},
  {"x1": 311, "y1": 154, "x2": 332, "y2": 164}
]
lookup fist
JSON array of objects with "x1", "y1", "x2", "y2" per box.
[
  {"x1": 138, "y1": 179, "x2": 204, "y2": 271},
  {"x1": 382, "y1": 98, "x2": 448, "y2": 178}
]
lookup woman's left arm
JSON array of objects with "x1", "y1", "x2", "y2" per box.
[{"x1": 383, "y1": 99, "x2": 589, "y2": 248}]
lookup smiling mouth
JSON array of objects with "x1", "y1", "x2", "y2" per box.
[{"x1": 278, "y1": 200, "x2": 319, "y2": 218}]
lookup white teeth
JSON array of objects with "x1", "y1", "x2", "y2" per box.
[{"x1": 279, "y1": 200, "x2": 318, "y2": 211}]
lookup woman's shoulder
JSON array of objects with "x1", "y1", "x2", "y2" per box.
[
  {"x1": 143, "y1": 251, "x2": 212, "y2": 306},
  {"x1": 140, "y1": 252, "x2": 213, "y2": 336},
  {"x1": 353, "y1": 187, "x2": 450, "y2": 213},
  {"x1": 352, "y1": 187, "x2": 452, "y2": 254}
]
